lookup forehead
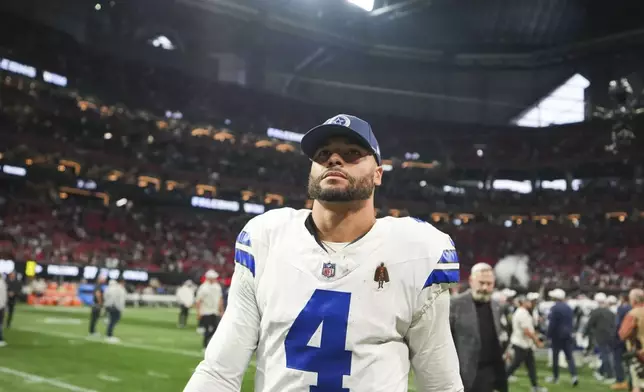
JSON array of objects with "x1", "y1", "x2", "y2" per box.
[{"x1": 472, "y1": 270, "x2": 495, "y2": 279}]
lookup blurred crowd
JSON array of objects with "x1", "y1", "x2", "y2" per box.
[
  {"x1": 1, "y1": 187, "x2": 643, "y2": 291},
  {"x1": 1, "y1": 14, "x2": 644, "y2": 290}
]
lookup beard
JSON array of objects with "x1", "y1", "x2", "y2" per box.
[
  {"x1": 472, "y1": 290, "x2": 492, "y2": 302},
  {"x1": 308, "y1": 171, "x2": 374, "y2": 202}
]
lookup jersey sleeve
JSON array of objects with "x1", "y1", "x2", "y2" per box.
[
  {"x1": 406, "y1": 286, "x2": 464, "y2": 392},
  {"x1": 183, "y1": 217, "x2": 269, "y2": 392},
  {"x1": 422, "y1": 233, "x2": 460, "y2": 289},
  {"x1": 405, "y1": 225, "x2": 463, "y2": 391}
]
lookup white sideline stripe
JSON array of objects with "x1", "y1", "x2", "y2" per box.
[
  {"x1": 147, "y1": 370, "x2": 169, "y2": 379},
  {"x1": 97, "y1": 374, "x2": 120, "y2": 382},
  {"x1": 16, "y1": 327, "x2": 202, "y2": 358},
  {"x1": 0, "y1": 367, "x2": 98, "y2": 392}
]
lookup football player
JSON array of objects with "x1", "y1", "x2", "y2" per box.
[{"x1": 184, "y1": 114, "x2": 463, "y2": 392}]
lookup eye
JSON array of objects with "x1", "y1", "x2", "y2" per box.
[{"x1": 314, "y1": 149, "x2": 331, "y2": 161}]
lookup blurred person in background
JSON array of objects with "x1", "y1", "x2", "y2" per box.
[
  {"x1": 618, "y1": 288, "x2": 644, "y2": 392},
  {"x1": 586, "y1": 292, "x2": 617, "y2": 382},
  {"x1": 32, "y1": 278, "x2": 46, "y2": 297},
  {"x1": 195, "y1": 270, "x2": 223, "y2": 349},
  {"x1": 545, "y1": 288, "x2": 579, "y2": 387},
  {"x1": 450, "y1": 263, "x2": 508, "y2": 392},
  {"x1": 609, "y1": 295, "x2": 619, "y2": 314},
  {"x1": 177, "y1": 280, "x2": 196, "y2": 329},
  {"x1": 5, "y1": 272, "x2": 21, "y2": 329},
  {"x1": 506, "y1": 296, "x2": 546, "y2": 392},
  {"x1": 104, "y1": 278, "x2": 127, "y2": 343},
  {"x1": 614, "y1": 293, "x2": 634, "y2": 390},
  {"x1": 0, "y1": 275, "x2": 7, "y2": 347},
  {"x1": 88, "y1": 278, "x2": 105, "y2": 337}
]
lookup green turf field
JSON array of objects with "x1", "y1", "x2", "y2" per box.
[{"x1": 0, "y1": 306, "x2": 616, "y2": 392}]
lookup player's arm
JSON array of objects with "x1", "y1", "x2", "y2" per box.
[
  {"x1": 618, "y1": 312, "x2": 636, "y2": 341},
  {"x1": 406, "y1": 233, "x2": 463, "y2": 392},
  {"x1": 183, "y1": 227, "x2": 264, "y2": 392},
  {"x1": 519, "y1": 315, "x2": 542, "y2": 347},
  {"x1": 407, "y1": 287, "x2": 463, "y2": 392}
]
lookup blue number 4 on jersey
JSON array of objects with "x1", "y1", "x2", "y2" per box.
[{"x1": 284, "y1": 289, "x2": 352, "y2": 392}]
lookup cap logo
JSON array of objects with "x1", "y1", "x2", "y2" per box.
[{"x1": 325, "y1": 115, "x2": 351, "y2": 127}]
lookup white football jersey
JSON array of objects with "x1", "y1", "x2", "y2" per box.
[
  {"x1": 184, "y1": 208, "x2": 463, "y2": 392},
  {"x1": 196, "y1": 282, "x2": 223, "y2": 316}
]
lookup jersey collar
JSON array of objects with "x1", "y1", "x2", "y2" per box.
[{"x1": 304, "y1": 213, "x2": 373, "y2": 254}]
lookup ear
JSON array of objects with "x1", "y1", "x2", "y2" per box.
[{"x1": 373, "y1": 165, "x2": 384, "y2": 186}]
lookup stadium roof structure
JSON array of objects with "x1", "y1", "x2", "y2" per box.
[{"x1": 4, "y1": 0, "x2": 644, "y2": 125}]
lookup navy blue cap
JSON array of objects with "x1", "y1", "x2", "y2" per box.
[{"x1": 301, "y1": 114, "x2": 382, "y2": 165}]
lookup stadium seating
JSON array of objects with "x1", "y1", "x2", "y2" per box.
[{"x1": 1, "y1": 15, "x2": 643, "y2": 291}]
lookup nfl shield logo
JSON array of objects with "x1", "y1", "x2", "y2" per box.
[{"x1": 322, "y1": 262, "x2": 336, "y2": 278}]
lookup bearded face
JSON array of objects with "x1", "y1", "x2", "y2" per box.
[
  {"x1": 470, "y1": 270, "x2": 495, "y2": 302},
  {"x1": 308, "y1": 169, "x2": 375, "y2": 202},
  {"x1": 307, "y1": 138, "x2": 381, "y2": 203}
]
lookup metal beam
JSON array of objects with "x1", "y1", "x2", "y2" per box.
[
  {"x1": 369, "y1": 0, "x2": 431, "y2": 18},
  {"x1": 282, "y1": 47, "x2": 327, "y2": 94},
  {"x1": 179, "y1": 0, "x2": 644, "y2": 68}
]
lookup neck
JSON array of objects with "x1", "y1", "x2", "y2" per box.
[{"x1": 311, "y1": 200, "x2": 376, "y2": 242}]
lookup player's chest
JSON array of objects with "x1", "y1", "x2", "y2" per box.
[{"x1": 256, "y1": 246, "x2": 416, "y2": 341}]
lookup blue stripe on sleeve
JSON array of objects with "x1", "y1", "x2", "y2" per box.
[
  {"x1": 236, "y1": 231, "x2": 252, "y2": 247},
  {"x1": 423, "y1": 269, "x2": 460, "y2": 288},
  {"x1": 235, "y1": 248, "x2": 256, "y2": 276},
  {"x1": 437, "y1": 249, "x2": 459, "y2": 264}
]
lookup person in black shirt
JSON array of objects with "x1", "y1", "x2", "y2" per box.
[
  {"x1": 450, "y1": 263, "x2": 508, "y2": 392},
  {"x1": 88, "y1": 279, "x2": 104, "y2": 336},
  {"x1": 5, "y1": 272, "x2": 22, "y2": 329}
]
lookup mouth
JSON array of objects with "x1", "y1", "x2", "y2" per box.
[{"x1": 324, "y1": 171, "x2": 347, "y2": 179}]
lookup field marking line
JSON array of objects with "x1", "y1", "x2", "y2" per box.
[
  {"x1": 44, "y1": 317, "x2": 83, "y2": 325},
  {"x1": 15, "y1": 327, "x2": 202, "y2": 358},
  {"x1": 97, "y1": 374, "x2": 120, "y2": 382},
  {"x1": 0, "y1": 366, "x2": 99, "y2": 392},
  {"x1": 147, "y1": 370, "x2": 170, "y2": 379}
]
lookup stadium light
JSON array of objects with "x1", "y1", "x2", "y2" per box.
[
  {"x1": 347, "y1": 0, "x2": 374, "y2": 12},
  {"x1": 150, "y1": 35, "x2": 176, "y2": 51}
]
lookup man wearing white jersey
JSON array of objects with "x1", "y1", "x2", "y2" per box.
[
  {"x1": 177, "y1": 280, "x2": 196, "y2": 329},
  {"x1": 196, "y1": 270, "x2": 224, "y2": 349},
  {"x1": 103, "y1": 278, "x2": 127, "y2": 343},
  {"x1": 184, "y1": 114, "x2": 463, "y2": 392}
]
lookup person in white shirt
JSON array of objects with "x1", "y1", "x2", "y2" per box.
[
  {"x1": 506, "y1": 296, "x2": 545, "y2": 392},
  {"x1": 103, "y1": 278, "x2": 127, "y2": 343},
  {"x1": 0, "y1": 275, "x2": 7, "y2": 347},
  {"x1": 184, "y1": 114, "x2": 463, "y2": 392},
  {"x1": 176, "y1": 280, "x2": 196, "y2": 328},
  {"x1": 195, "y1": 270, "x2": 223, "y2": 349}
]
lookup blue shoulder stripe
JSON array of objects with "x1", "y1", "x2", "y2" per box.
[
  {"x1": 234, "y1": 248, "x2": 256, "y2": 276},
  {"x1": 236, "y1": 231, "x2": 252, "y2": 247},
  {"x1": 423, "y1": 269, "x2": 460, "y2": 288},
  {"x1": 438, "y1": 249, "x2": 459, "y2": 264}
]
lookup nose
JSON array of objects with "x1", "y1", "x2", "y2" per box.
[{"x1": 324, "y1": 152, "x2": 345, "y2": 167}]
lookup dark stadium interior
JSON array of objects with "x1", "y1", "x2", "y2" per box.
[{"x1": 1, "y1": 0, "x2": 644, "y2": 391}]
